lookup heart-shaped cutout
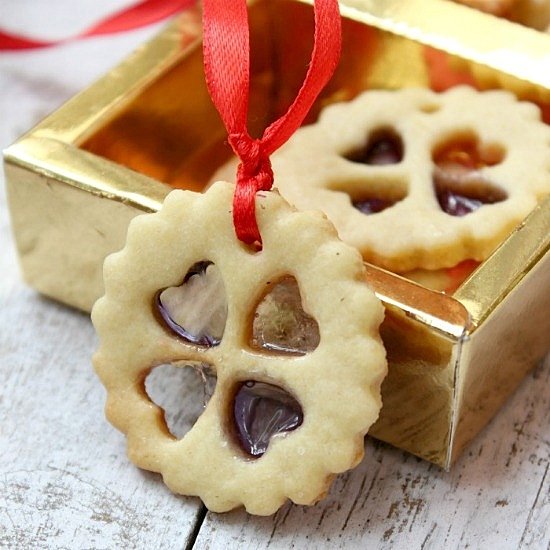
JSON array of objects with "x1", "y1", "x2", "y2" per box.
[
  {"x1": 344, "y1": 127, "x2": 404, "y2": 166},
  {"x1": 434, "y1": 177, "x2": 506, "y2": 216},
  {"x1": 233, "y1": 380, "x2": 303, "y2": 457},
  {"x1": 145, "y1": 362, "x2": 216, "y2": 439},
  {"x1": 342, "y1": 128, "x2": 405, "y2": 215},
  {"x1": 156, "y1": 261, "x2": 227, "y2": 346},
  {"x1": 352, "y1": 193, "x2": 406, "y2": 215},
  {"x1": 250, "y1": 276, "x2": 320, "y2": 355},
  {"x1": 433, "y1": 136, "x2": 507, "y2": 216},
  {"x1": 434, "y1": 136, "x2": 504, "y2": 173}
]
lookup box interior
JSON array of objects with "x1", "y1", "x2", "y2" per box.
[{"x1": 80, "y1": 0, "x2": 550, "y2": 295}]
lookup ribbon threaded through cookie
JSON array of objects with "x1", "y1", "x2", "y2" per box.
[{"x1": 202, "y1": 0, "x2": 342, "y2": 246}]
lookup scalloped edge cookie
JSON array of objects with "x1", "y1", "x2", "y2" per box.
[
  {"x1": 270, "y1": 86, "x2": 550, "y2": 272},
  {"x1": 92, "y1": 181, "x2": 387, "y2": 515}
]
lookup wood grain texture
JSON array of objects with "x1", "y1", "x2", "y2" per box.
[
  {"x1": 1, "y1": 2, "x2": 549, "y2": 549},
  {"x1": 0, "y1": 285, "x2": 204, "y2": 549},
  {"x1": 0, "y1": 5, "x2": 203, "y2": 548}
]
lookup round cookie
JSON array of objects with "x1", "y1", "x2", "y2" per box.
[
  {"x1": 92, "y1": 181, "x2": 387, "y2": 515},
  {"x1": 271, "y1": 87, "x2": 550, "y2": 272}
]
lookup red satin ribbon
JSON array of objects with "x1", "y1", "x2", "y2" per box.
[
  {"x1": 0, "y1": 0, "x2": 195, "y2": 51},
  {"x1": 203, "y1": 0, "x2": 341, "y2": 246}
]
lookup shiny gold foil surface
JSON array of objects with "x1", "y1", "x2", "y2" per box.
[{"x1": 4, "y1": 0, "x2": 549, "y2": 468}]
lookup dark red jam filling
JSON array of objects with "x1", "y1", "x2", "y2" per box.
[
  {"x1": 344, "y1": 129, "x2": 404, "y2": 166},
  {"x1": 155, "y1": 261, "x2": 226, "y2": 347},
  {"x1": 435, "y1": 188, "x2": 488, "y2": 216},
  {"x1": 233, "y1": 381, "x2": 303, "y2": 457},
  {"x1": 343, "y1": 129, "x2": 404, "y2": 215},
  {"x1": 353, "y1": 197, "x2": 396, "y2": 215},
  {"x1": 433, "y1": 138, "x2": 506, "y2": 216}
]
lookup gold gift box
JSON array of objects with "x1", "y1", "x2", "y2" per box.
[{"x1": 4, "y1": 0, "x2": 549, "y2": 468}]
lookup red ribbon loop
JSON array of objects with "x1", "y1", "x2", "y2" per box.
[
  {"x1": 0, "y1": 0, "x2": 195, "y2": 51},
  {"x1": 203, "y1": 0, "x2": 342, "y2": 246}
]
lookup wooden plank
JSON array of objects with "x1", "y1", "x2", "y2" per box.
[
  {"x1": 194, "y1": 356, "x2": 550, "y2": 549},
  {"x1": 0, "y1": 265, "x2": 205, "y2": 548}
]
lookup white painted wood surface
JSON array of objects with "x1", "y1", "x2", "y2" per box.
[{"x1": 0, "y1": 2, "x2": 548, "y2": 548}]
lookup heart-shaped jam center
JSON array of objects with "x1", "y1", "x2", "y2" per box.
[
  {"x1": 434, "y1": 183, "x2": 503, "y2": 216},
  {"x1": 433, "y1": 137, "x2": 506, "y2": 216},
  {"x1": 233, "y1": 381, "x2": 303, "y2": 457},
  {"x1": 145, "y1": 362, "x2": 216, "y2": 439},
  {"x1": 344, "y1": 128, "x2": 403, "y2": 166},
  {"x1": 156, "y1": 261, "x2": 227, "y2": 346},
  {"x1": 353, "y1": 197, "x2": 397, "y2": 215},
  {"x1": 251, "y1": 277, "x2": 320, "y2": 355}
]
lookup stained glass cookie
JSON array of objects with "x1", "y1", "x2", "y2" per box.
[
  {"x1": 270, "y1": 86, "x2": 550, "y2": 274},
  {"x1": 92, "y1": 181, "x2": 387, "y2": 515}
]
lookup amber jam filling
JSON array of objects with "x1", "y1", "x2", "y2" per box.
[
  {"x1": 433, "y1": 137, "x2": 507, "y2": 216},
  {"x1": 232, "y1": 381, "x2": 303, "y2": 458},
  {"x1": 250, "y1": 276, "x2": 320, "y2": 355}
]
